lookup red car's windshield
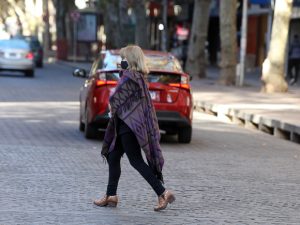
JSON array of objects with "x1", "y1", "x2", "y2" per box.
[{"x1": 100, "y1": 51, "x2": 183, "y2": 73}]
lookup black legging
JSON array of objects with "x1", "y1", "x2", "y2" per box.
[{"x1": 106, "y1": 131, "x2": 165, "y2": 196}]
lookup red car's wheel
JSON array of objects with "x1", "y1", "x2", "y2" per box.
[
  {"x1": 79, "y1": 114, "x2": 85, "y2": 132},
  {"x1": 84, "y1": 110, "x2": 98, "y2": 139},
  {"x1": 178, "y1": 126, "x2": 192, "y2": 143}
]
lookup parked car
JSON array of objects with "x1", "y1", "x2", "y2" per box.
[
  {"x1": 12, "y1": 35, "x2": 43, "y2": 68},
  {"x1": 0, "y1": 39, "x2": 35, "y2": 77},
  {"x1": 73, "y1": 50, "x2": 193, "y2": 143}
]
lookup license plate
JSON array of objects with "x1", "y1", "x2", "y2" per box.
[{"x1": 150, "y1": 91, "x2": 156, "y2": 100}]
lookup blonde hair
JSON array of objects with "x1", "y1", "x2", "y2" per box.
[{"x1": 120, "y1": 45, "x2": 149, "y2": 75}]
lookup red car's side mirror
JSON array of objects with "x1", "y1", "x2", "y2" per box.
[{"x1": 73, "y1": 68, "x2": 88, "y2": 78}]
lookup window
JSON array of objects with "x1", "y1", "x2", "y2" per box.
[{"x1": 89, "y1": 57, "x2": 103, "y2": 77}]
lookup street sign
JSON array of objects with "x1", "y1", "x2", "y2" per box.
[{"x1": 70, "y1": 11, "x2": 80, "y2": 22}]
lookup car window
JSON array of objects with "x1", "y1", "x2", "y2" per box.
[
  {"x1": 0, "y1": 39, "x2": 29, "y2": 49},
  {"x1": 89, "y1": 59, "x2": 99, "y2": 77},
  {"x1": 104, "y1": 72, "x2": 120, "y2": 81},
  {"x1": 102, "y1": 54, "x2": 121, "y2": 70},
  {"x1": 10, "y1": 36, "x2": 41, "y2": 49},
  {"x1": 147, "y1": 72, "x2": 181, "y2": 84},
  {"x1": 101, "y1": 52, "x2": 183, "y2": 73},
  {"x1": 89, "y1": 57, "x2": 103, "y2": 77},
  {"x1": 146, "y1": 56, "x2": 183, "y2": 72},
  {"x1": 30, "y1": 40, "x2": 41, "y2": 49}
]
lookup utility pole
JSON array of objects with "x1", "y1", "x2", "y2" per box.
[
  {"x1": 237, "y1": 0, "x2": 248, "y2": 86},
  {"x1": 43, "y1": 0, "x2": 50, "y2": 58}
]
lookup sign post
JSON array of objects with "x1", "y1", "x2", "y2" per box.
[{"x1": 70, "y1": 11, "x2": 80, "y2": 62}]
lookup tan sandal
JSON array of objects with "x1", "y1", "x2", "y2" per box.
[
  {"x1": 154, "y1": 190, "x2": 175, "y2": 211},
  {"x1": 94, "y1": 195, "x2": 118, "y2": 207}
]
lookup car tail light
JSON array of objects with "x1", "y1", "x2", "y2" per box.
[
  {"x1": 168, "y1": 76, "x2": 190, "y2": 90},
  {"x1": 96, "y1": 79, "x2": 118, "y2": 87},
  {"x1": 26, "y1": 52, "x2": 34, "y2": 60},
  {"x1": 96, "y1": 72, "x2": 119, "y2": 87},
  {"x1": 168, "y1": 83, "x2": 181, "y2": 88}
]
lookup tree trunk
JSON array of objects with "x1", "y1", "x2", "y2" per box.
[
  {"x1": 104, "y1": 0, "x2": 121, "y2": 49},
  {"x1": 13, "y1": 8, "x2": 23, "y2": 35},
  {"x1": 54, "y1": 0, "x2": 68, "y2": 59},
  {"x1": 65, "y1": 0, "x2": 76, "y2": 56},
  {"x1": 186, "y1": 0, "x2": 211, "y2": 78},
  {"x1": 219, "y1": 0, "x2": 237, "y2": 85},
  {"x1": 118, "y1": 0, "x2": 132, "y2": 47},
  {"x1": 54, "y1": 0, "x2": 66, "y2": 40},
  {"x1": 133, "y1": 0, "x2": 150, "y2": 49},
  {"x1": 261, "y1": 0, "x2": 292, "y2": 93},
  {"x1": 43, "y1": 0, "x2": 50, "y2": 55}
]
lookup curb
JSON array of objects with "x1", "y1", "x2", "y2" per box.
[{"x1": 194, "y1": 101, "x2": 300, "y2": 145}]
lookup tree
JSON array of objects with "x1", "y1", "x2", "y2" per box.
[
  {"x1": 133, "y1": 0, "x2": 150, "y2": 49},
  {"x1": 43, "y1": 0, "x2": 51, "y2": 55},
  {"x1": 0, "y1": 1, "x2": 10, "y2": 33},
  {"x1": 186, "y1": 0, "x2": 211, "y2": 78},
  {"x1": 261, "y1": 0, "x2": 293, "y2": 93},
  {"x1": 6, "y1": 1, "x2": 23, "y2": 34},
  {"x1": 53, "y1": 0, "x2": 76, "y2": 59},
  {"x1": 219, "y1": 0, "x2": 237, "y2": 85},
  {"x1": 100, "y1": 0, "x2": 131, "y2": 49},
  {"x1": 54, "y1": 0, "x2": 76, "y2": 40},
  {"x1": 99, "y1": 0, "x2": 148, "y2": 49},
  {"x1": 118, "y1": 0, "x2": 134, "y2": 47},
  {"x1": 2, "y1": 0, "x2": 26, "y2": 35},
  {"x1": 100, "y1": 0, "x2": 119, "y2": 49}
]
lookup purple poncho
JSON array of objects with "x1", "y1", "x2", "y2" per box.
[{"x1": 101, "y1": 70, "x2": 164, "y2": 182}]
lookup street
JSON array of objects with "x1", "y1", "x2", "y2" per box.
[{"x1": 0, "y1": 63, "x2": 300, "y2": 225}]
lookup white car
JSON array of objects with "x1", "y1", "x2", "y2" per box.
[{"x1": 0, "y1": 39, "x2": 35, "y2": 77}]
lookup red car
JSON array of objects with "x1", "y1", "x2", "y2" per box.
[{"x1": 73, "y1": 50, "x2": 193, "y2": 143}]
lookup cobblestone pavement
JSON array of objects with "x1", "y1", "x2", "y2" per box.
[{"x1": 0, "y1": 64, "x2": 300, "y2": 224}]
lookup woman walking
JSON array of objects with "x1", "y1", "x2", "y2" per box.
[{"x1": 93, "y1": 45, "x2": 175, "y2": 211}]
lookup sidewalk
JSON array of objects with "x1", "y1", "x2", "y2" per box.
[
  {"x1": 192, "y1": 67, "x2": 300, "y2": 144},
  {"x1": 56, "y1": 60, "x2": 300, "y2": 144}
]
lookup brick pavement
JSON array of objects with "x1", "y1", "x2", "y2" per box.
[{"x1": 0, "y1": 63, "x2": 300, "y2": 224}]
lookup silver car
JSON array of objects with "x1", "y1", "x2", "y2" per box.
[{"x1": 0, "y1": 39, "x2": 35, "y2": 77}]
